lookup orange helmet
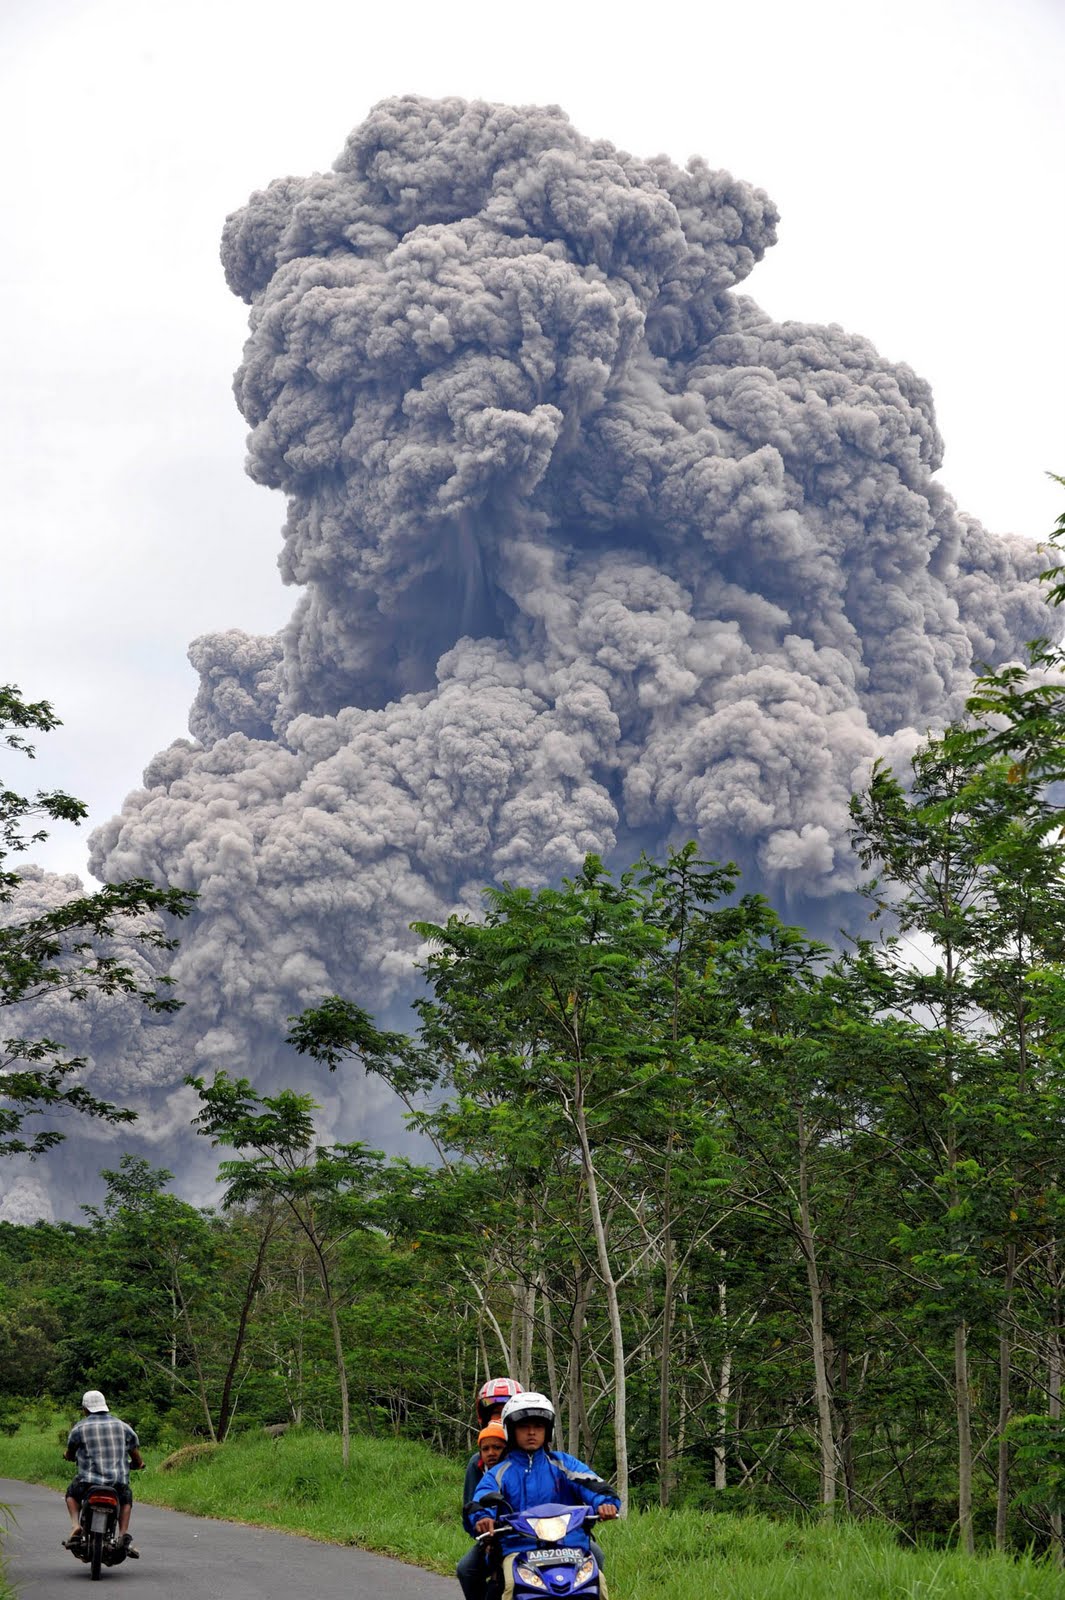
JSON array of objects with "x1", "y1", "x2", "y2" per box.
[{"x1": 477, "y1": 1420, "x2": 507, "y2": 1449}]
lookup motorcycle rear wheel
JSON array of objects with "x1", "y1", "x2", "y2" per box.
[{"x1": 90, "y1": 1531, "x2": 103, "y2": 1580}]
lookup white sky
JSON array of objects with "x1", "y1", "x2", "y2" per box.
[{"x1": 2, "y1": 0, "x2": 1062, "y2": 881}]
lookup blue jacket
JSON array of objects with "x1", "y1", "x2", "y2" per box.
[{"x1": 466, "y1": 1446, "x2": 619, "y2": 1552}]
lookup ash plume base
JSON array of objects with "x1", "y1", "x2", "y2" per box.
[{"x1": 3, "y1": 96, "x2": 1054, "y2": 1217}]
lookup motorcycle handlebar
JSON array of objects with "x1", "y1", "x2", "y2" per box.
[{"x1": 474, "y1": 1509, "x2": 614, "y2": 1541}]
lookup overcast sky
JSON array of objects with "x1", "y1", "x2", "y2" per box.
[{"x1": 3, "y1": 0, "x2": 1062, "y2": 882}]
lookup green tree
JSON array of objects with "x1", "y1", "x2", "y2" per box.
[
  {"x1": 295, "y1": 856, "x2": 676, "y2": 1509},
  {"x1": 1, "y1": 684, "x2": 194, "y2": 1154},
  {"x1": 188, "y1": 1071, "x2": 385, "y2": 1466}
]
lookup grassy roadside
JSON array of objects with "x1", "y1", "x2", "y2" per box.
[
  {"x1": 0, "y1": 1494, "x2": 15, "y2": 1600},
  {"x1": 1, "y1": 1423, "x2": 1062, "y2": 1599}
]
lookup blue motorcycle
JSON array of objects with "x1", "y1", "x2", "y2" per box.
[{"x1": 478, "y1": 1501, "x2": 607, "y2": 1598}]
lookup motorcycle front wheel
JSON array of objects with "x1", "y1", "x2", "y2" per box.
[{"x1": 90, "y1": 1531, "x2": 103, "y2": 1580}]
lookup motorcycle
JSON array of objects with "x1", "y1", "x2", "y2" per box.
[
  {"x1": 68, "y1": 1486, "x2": 130, "y2": 1580},
  {"x1": 477, "y1": 1501, "x2": 607, "y2": 1598}
]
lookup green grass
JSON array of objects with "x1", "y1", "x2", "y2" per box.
[
  {"x1": 0, "y1": 1496, "x2": 15, "y2": 1600},
  {"x1": 1, "y1": 1424, "x2": 1062, "y2": 1599}
]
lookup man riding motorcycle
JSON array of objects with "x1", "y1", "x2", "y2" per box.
[{"x1": 63, "y1": 1389, "x2": 144, "y2": 1558}]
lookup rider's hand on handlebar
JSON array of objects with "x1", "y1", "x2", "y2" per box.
[
  {"x1": 597, "y1": 1504, "x2": 618, "y2": 1519},
  {"x1": 474, "y1": 1517, "x2": 496, "y2": 1535}
]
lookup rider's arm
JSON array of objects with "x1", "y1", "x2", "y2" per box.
[
  {"x1": 130, "y1": 1448, "x2": 145, "y2": 1470},
  {"x1": 551, "y1": 1450, "x2": 621, "y2": 1517},
  {"x1": 465, "y1": 1462, "x2": 508, "y2": 1537},
  {"x1": 64, "y1": 1443, "x2": 77, "y2": 1463}
]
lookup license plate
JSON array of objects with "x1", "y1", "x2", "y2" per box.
[{"x1": 521, "y1": 1547, "x2": 584, "y2": 1566}]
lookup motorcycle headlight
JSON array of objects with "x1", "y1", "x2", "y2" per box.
[
  {"x1": 574, "y1": 1555, "x2": 596, "y2": 1586},
  {"x1": 527, "y1": 1515, "x2": 571, "y2": 1542},
  {"x1": 515, "y1": 1564, "x2": 547, "y2": 1589}
]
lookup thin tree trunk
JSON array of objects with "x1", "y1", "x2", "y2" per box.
[
  {"x1": 519, "y1": 1278, "x2": 536, "y2": 1386},
  {"x1": 954, "y1": 1320, "x2": 974, "y2": 1554},
  {"x1": 994, "y1": 1242, "x2": 1017, "y2": 1550},
  {"x1": 940, "y1": 920, "x2": 975, "y2": 1557},
  {"x1": 715, "y1": 1277, "x2": 732, "y2": 1493},
  {"x1": 172, "y1": 1269, "x2": 218, "y2": 1443},
  {"x1": 324, "y1": 1280, "x2": 351, "y2": 1467},
  {"x1": 836, "y1": 1345, "x2": 855, "y2": 1515},
  {"x1": 541, "y1": 1278, "x2": 561, "y2": 1438},
  {"x1": 458, "y1": 1260, "x2": 512, "y2": 1369},
  {"x1": 658, "y1": 905, "x2": 684, "y2": 1511},
  {"x1": 996, "y1": 980, "x2": 1030, "y2": 1550},
  {"x1": 298, "y1": 1212, "x2": 350, "y2": 1469},
  {"x1": 676, "y1": 1287, "x2": 690, "y2": 1466},
  {"x1": 797, "y1": 1104, "x2": 837, "y2": 1515},
  {"x1": 293, "y1": 1257, "x2": 305, "y2": 1426},
  {"x1": 658, "y1": 1138, "x2": 675, "y2": 1507},
  {"x1": 217, "y1": 1206, "x2": 277, "y2": 1441},
  {"x1": 509, "y1": 1295, "x2": 521, "y2": 1380},
  {"x1": 1049, "y1": 1242, "x2": 1063, "y2": 1566},
  {"x1": 945, "y1": 1078, "x2": 974, "y2": 1556},
  {"x1": 573, "y1": 1092, "x2": 628, "y2": 1510},
  {"x1": 567, "y1": 1271, "x2": 589, "y2": 1457}
]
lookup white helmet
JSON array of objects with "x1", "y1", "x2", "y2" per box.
[{"x1": 501, "y1": 1390, "x2": 555, "y2": 1445}]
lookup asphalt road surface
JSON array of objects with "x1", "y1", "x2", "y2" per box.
[{"x1": 0, "y1": 1478, "x2": 457, "y2": 1599}]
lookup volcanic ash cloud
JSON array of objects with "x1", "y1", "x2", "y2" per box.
[{"x1": 81, "y1": 95, "x2": 1049, "y2": 1083}]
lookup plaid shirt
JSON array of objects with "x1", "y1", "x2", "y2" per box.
[{"x1": 67, "y1": 1412, "x2": 139, "y2": 1486}]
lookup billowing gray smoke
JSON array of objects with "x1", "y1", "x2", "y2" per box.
[{"x1": 3, "y1": 98, "x2": 1052, "y2": 1210}]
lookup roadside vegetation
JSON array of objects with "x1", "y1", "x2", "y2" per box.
[{"x1": 2, "y1": 1420, "x2": 1064, "y2": 1600}]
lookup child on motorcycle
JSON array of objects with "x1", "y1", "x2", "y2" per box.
[
  {"x1": 457, "y1": 1379, "x2": 521, "y2": 1600},
  {"x1": 467, "y1": 1392, "x2": 619, "y2": 1598},
  {"x1": 476, "y1": 1421, "x2": 508, "y2": 1470}
]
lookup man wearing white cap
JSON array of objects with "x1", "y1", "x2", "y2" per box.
[{"x1": 63, "y1": 1389, "x2": 144, "y2": 1556}]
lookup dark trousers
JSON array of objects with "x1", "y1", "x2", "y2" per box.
[
  {"x1": 66, "y1": 1479, "x2": 133, "y2": 1508},
  {"x1": 456, "y1": 1541, "x2": 486, "y2": 1600}
]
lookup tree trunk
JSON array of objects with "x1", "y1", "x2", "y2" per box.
[
  {"x1": 541, "y1": 1278, "x2": 561, "y2": 1441},
  {"x1": 573, "y1": 1092, "x2": 628, "y2": 1510},
  {"x1": 1049, "y1": 1254, "x2": 1063, "y2": 1566},
  {"x1": 217, "y1": 1207, "x2": 276, "y2": 1440},
  {"x1": 300, "y1": 1214, "x2": 350, "y2": 1468},
  {"x1": 955, "y1": 1320, "x2": 974, "y2": 1554},
  {"x1": 658, "y1": 1135, "x2": 675, "y2": 1508},
  {"x1": 509, "y1": 1295, "x2": 521, "y2": 1380},
  {"x1": 567, "y1": 1271, "x2": 589, "y2": 1457},
  {"x1": 519, "y1": 1278, "x2": 537, "y2": 1386},
  {"x1": 715, "y1": 1277, "x2": 732, "y2": 1492},
  {"x1": 945, "y1": 1081, "x2": 974, "y2": 1556},
  {"x1": 324, "y1": 1282, "x2": 351, "y2": 1467},
  {"x1": 994, "y1": 1242, "x2": 1017, "y2": 1550},
  {"x1": 836, "y1": 1344, "x2": 854, "y2": 1515},
  {"x1": 293, "y1": 1258, "x2": 305, "y2": 1426},
  {"x1": 172, "y1": 1269, "x2": 218, "y2": 1443},
  {"x1": 797, "y1": 1105, "x2": 837, "y2": 1515}
]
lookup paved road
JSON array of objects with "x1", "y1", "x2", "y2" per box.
[{"x1": 0, "y1": 1479, "x2": 457, "y2": 1599}]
